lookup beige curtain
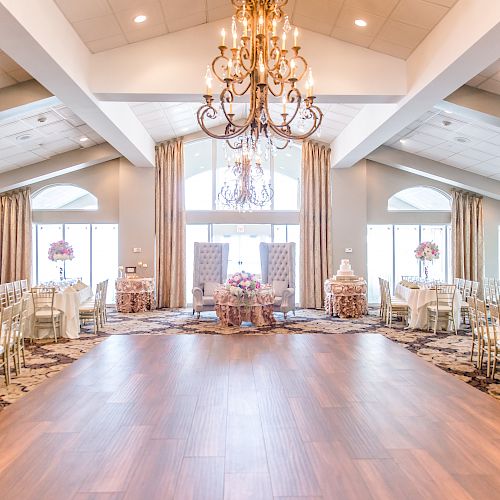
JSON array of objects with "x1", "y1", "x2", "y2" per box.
[
  {"x1": 155, "y1": 139, "x2": 186, "y2": 308},
  {"x1": 452, "y1": 189, "x2": 484, "y2": 284},
  {"x1": 0, "y1": 188, "x2": 32, "y2": 284},
  {"x1": 300, "y1": 141, "x2": 333, "y2": 309}
]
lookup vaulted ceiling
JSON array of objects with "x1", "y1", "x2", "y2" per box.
[{"x1": 0, "y1": 0, "x2": 499, "y2": 197}]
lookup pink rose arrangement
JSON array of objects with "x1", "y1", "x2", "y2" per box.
[
  {"x1": 414, "y1": 241, "x2": 439, "y2": 262},
  {"x1": 227, "y1": 271, "x2": 261, "y2": 296},
  {"x1": 48, "y1": 240, "x2": 74, "y2": 262}
]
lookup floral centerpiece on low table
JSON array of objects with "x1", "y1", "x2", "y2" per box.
[
  {"x1": 226, "y1": 271, "x2": 261, "y2": 298},
  {"x1": 414, "y1": 241, "x2": 440, "y2": 280},
  {"x1": 48, "y1": 240, "x2": 74, "y2": 280}
]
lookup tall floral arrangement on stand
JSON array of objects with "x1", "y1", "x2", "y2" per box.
[
  {"x1": 48, "y1": 240, "x2": 74, "y2": 280},
  {"x1": 414, "y1": 241, "x2": 440, "y2": 280}
]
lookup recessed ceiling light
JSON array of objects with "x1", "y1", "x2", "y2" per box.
[
  {"x1": 354, "y1": 19, "x2": 367, "y2": 27},
  {"x1": 17, "y1": 133, "x2": 32, "y2": 142},
  {"x1": 454, "y1": 136, "x2": 471, "y2": 144},
  {"x1": 134, "y1": 14, "x2": 147, "y2": 23},
  {"x1": 79, "y1": 136, "x2": 89, "y2": 142},
  {"x1": 399, "y1": 139, "x2": 407, "y2": 144}
]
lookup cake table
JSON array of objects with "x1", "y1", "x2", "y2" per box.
[{"x1": 324, "y1": 260, "x2": 367, "y2": 318}]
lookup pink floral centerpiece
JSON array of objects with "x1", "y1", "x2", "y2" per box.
[
  {"x1": 414, "y1": 241, "x2": 439, "y2": 279},
  {"x1": 48, "y1": 240, "x2": 74, "y2": 262},
  {"x1": 226, "y1": 271, "x2": 261, "y2": 297},
  {"x1": 48, "y1": 240, "x2": 74, "y2": 280}
]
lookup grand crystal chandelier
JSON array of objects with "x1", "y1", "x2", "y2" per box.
[{"x1": 197, "y1": 0, "x2": 323, "y2": 209}]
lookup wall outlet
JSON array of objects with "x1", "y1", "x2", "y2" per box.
[
  {"x1": 133, "y1": 247, "x2": 142, "y2": 253},
  {"x1": 345, "y1": 248, "x2": 353, "y2": 253}
]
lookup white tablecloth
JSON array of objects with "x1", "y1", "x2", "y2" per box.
[
  {"x1": 395, "y1": 284, "x2": 462, "y2": 330},
  {"x1": 25, "y1": 286, "x2": 93, "y2": 339}
]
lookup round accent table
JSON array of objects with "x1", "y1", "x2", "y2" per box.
[
  {"x1": 115, "y1": 277, "x2": 156, "y2": 313},
  {"x1": 213, "y1": 286, "x2": 276, "y2": 327},
  {"x1": 324, "y1": 278, "x2": 368, "y2": 319}
]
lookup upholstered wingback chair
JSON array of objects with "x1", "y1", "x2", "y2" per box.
[
  {"x1": 259, "y1": 242, "x2": 296, "y2": 318},
  {"x1": 192, "y1": 242, "x2": 229, "y2": 317}
]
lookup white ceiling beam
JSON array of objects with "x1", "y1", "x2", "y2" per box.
[
  {"x1": 368, "y1": 146, "x2": 500, "y2": 200},
  {"x1": 436, "y1": 85, "x2": 500, "y2": 128},
  {"x1": 0, "y1": 143, "x2": 120, "y2": 193},
  {"x1": 331, "y1": 0, "x2": 500, "y2": 168},
  {"x1": 0, "y1": 0, "x2": 155, "y2": 167},
  {"x1": 90, "y1": 21, "x2": 406, "y2": 104}
]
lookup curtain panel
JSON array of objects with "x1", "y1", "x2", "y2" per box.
[
  {"x1": 300, "y1": 141, "x2": 333, "y2": 309},
  {"x1": 155, "y1": 139, "x2": 186, "y2": 308},
  {"x1": 0, "y1": 187, "x2": 32, "y2": 284},
  {"x1": 451, "y1": 189, "x2": 484, "y2": 284}
]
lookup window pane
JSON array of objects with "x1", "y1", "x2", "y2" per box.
[
  {"x1": 394, "y1": 225, "x2": 420, "y2": 283},
  {"x1": 36, "y1": 224, "x2": 63, "y2": 283},
  {"x1": 63, "y1": 224, "x2": 91, "y2": 284},
  {"x1": 185, "y1": 139, "x2": 213, "y2": 210},
  {"x1": 92, "y1": 224, "x2": 119, "y2": 302},
  {"x1": 367, "y1": 225, "x2": 393, "y2": 302},
  {"x1": 421, "y1": 225, "x2": 447, "y2": 281},
  {"x1": 212, "y1": 224, "x2": 272, "y2": 276},
  {"x1": 273, "y1": 146, "x2": 301, "y2": 210},
  {"x1": 32, "y1": 185, "x2": 98, "y2": 210},
  {"x1": 215, "y1": 140, "x2": 271, "y2": 211},
  {"x1": 186, "y1": 224, "x2": 210, "y2": 304}
]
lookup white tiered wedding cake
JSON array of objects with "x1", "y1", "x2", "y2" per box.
[{"x1": 335, "y1": 259, "x2": 358, "y2": 281}]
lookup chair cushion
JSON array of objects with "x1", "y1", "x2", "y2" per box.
[
  {"x1": 272, "y1": 280, "x2": 288, "y2": 297},
  {"x1": 35, "y1": 309, "x2": 62, "y2": 318},
  {"x1": 427, "y1": 305, "x2": 452, "y2": 312},
  {"x1": 203, "y1": 296, "x2": 215, "y2": 306},
  {"x1": 204, "y1": 282, "x2": 220, "y2": 297},
  {"x1": 79, "y1": 306, "x2": 96, "y2": 312},
  {"x1": 274, "y1": 296, "x2": 282, "y2": 307}
]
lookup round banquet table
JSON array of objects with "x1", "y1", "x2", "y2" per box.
[
  {"x1": 115, "y1": 278, "x2": 156, "y2": 313},
  {"x1": 324, "y1": 278, "x2": 368, "y2": 319},
  {"x1": 213, "y1": 286, "x2": 276, "y2": 327}
]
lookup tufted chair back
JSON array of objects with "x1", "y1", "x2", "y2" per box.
[
  {"x1": 193, "y1": 242, "x2": 229, "y2": 290},
  {"x1": 259, "y1": 242, "x2": 295, "y2": 288}
]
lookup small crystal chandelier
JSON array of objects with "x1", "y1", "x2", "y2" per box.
[
  {"x1": 198, "y1": 0, "x2": 322, "y2": 209},
  {"x1": 218, "y1": 136, "x2": 273, "y2": 210}
]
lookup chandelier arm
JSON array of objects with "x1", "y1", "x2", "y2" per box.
[{"x1": 268, "y1": 106, "x2": 324, "y2": 141}]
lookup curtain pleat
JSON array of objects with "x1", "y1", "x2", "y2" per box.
[
  {"x1": 0, "y1": 187, "x2": 32, "y2": 284},
  {"x1": 155, "y1": 139, "x2": 186, "y2": 308},
  {"x1": 300, "y1": 141, "x2": 333, "y2": 309},
  {"x1": 451, "y1": 189, "x2": 483, "y2": 286}
]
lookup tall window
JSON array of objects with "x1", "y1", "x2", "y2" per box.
[
  {"x1": 32, "y1": 224, "x2": 118, "y2": 302},
  {"x1": 184, "y1": 138, "x2": 301, "y2": 304}
]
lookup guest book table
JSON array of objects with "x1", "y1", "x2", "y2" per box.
[
  {"x1": 324, "y1": 278, "x2": 368, "y2": 319},
  {"x1": 115, "y1": 278, "x2": 155, "y2": 313},
  {"x1": 213, "y1": 287, "x2": 276, "y2": 327}
]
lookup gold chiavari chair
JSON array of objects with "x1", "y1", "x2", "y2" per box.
[
  {"x1": 31, "y1": 287, "x2": 62, "y2": 343},
  {"x1": 466, "y1": 296, "x2": 480, "y2": 367},
  {"x1": 20, "y1": 280, "x2": 28, "y2": 295},
  {"x1": 427, "y1": 284, "x2": 457, "y2": 334},
  {"x1": 13, "y1": 281, "x2": 23, "y2": 302},
  {"x1": 378, "y1": 277, "x2": 385, "y2": 318},
  {"x1": 12, "y1": 297, "x2": 29, "y2": 372},
  {"x1": 79, "y1": 282, "x2": 101, "y2": 334},
  {"x1": 489, "y1": 304, "x2": 500, "y2": 379},
  {"x1": 100, "y1": 279, "x2": 109, "y2": 326},
  {"x1": 0, "y1": 284, "x2": 7, "y2": 310},
  {"x1": 476, "y1": 299, "x2": 495, "y2": 378},
  {"x1": 471, "y1": 281, "x2": 479, "y2": 298},
  {"x1": 5, "y1": 282, "x2": 16, "y2": 306},
  {"x1": 383, "y1": 279, "x2": 409, "y2": 328},
  {"x1": 0, "y1": 305, "x2": 16, "y2": 385}
]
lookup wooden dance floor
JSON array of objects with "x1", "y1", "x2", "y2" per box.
[{"x1": 0, "y1": 333, "x2": 499, "y2": 499}]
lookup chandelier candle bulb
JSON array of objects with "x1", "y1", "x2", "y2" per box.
[
  {"x1": 272, "y1": 19, "x2": 277, "y2": 36},
  {"x1": 243, "y1": 17, "x2": 248, "y2": 37},
  {"x1": 294, "y1": 27, "x2": 298, "y2": 47},
  {"x1": 221, "y1": 28, "x2": 226, "y2": 47},
  {"x1": 282, "y1": 31, "x2": 286, "y2": 50}
]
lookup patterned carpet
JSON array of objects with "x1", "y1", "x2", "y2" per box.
[{"x1": 1, "y1": 308, "x2": 499, "y2": 409}]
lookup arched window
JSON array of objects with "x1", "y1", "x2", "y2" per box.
[
  {"x1": 388, "y1": 186, "x2": 451, "y2": 211},
  {"x1": 32, "y1": 184, "x2": 98, "y2": 210}
]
